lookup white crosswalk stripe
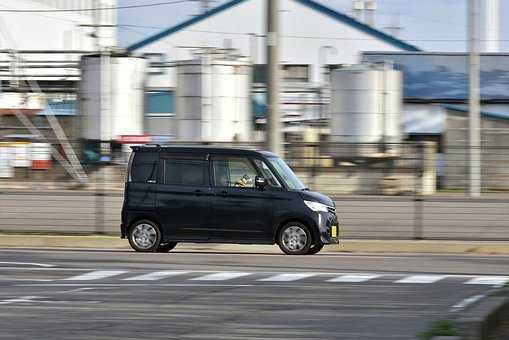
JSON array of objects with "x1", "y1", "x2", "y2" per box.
[
  {"x1": 396, "y1": 275, "x2": 447, "y2": 284},
  {"x1": 464, "y1": 276, "x2": 509, "y2": 286},
  {"x1": 64, "y1": 270, "x2": 128, "y2": 281},
  {"x1": 327, "y1": 274, "x2": 380, "y2": 283},
  {"x1": 258, "y1": 273, "x2": 316, "y2": 282},
  {"x1": 190, "y1": 272, "x2": 251, "y2": 281},
  {"x1": 123, "y1": 271, "x2": 189, "y2": 281},
  {"x1": 57, "y1": 271, "x2": 509, "y2": 287}
]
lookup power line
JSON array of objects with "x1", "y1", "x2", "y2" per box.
[
  {"x1": 117, "y1": 26, "x2": 509, "y2": 42},
  {"x1": 0, "y1": 0, "x2": 193, "y2": 13}
]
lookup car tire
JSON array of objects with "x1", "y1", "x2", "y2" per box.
[
  {"x1": 128, "y1": 220, "x2": 161, "y2": 252},
  {"x1": 277, "y1": 222, "x2": 313, "y2": 255},
  {"x1": 157, "y1": 242, "x2": 177, "y2": 253},
  {"x1": 306, "y1": 243, "x2": 324, "y2": 255}
]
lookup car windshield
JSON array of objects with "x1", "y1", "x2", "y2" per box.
[{"x1": 267, "y1": 157, "x2": 306, "y2": 190}]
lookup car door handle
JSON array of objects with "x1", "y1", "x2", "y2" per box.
[{"x1": 194, "y1": 189, "x2": 204, "y2": 196}]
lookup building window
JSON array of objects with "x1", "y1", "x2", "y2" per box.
[
  {"x1": 145, "y1": 90, "x2": 175, "y2": 116},
  {"x1": 253, "y1": 65, "x2": 267, "y2": 84},
  {"x1": 283, "y1": 65, "x2": 309, "y2": 82},
  {"x1": 252, "y1": 65, "x2": 310, "y2": 84}
]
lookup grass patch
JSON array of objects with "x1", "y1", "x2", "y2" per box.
[{"x1": 418, "y1": 320, "x2": 458, "y2": 340}]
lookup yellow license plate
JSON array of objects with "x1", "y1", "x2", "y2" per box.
[{"x1": 331, "y1": 225, "x2": 338, "y2": 238}]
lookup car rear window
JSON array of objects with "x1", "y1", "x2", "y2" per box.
[{"x1": 130, "y1": 151, "x2": 158, "y2": 183}]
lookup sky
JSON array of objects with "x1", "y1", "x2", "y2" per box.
[{"x1": 117, "y1": 0, "x2": 509, "y2": 52}]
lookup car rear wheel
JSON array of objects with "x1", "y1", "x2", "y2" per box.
[
  {"x1": 277, "y1": 222, "x2": 312, "y2": 255},
  {"x1": 306, "y1": 243, "x2": 324, "y2": 255},
  {"x1": 157, "y1": 242, "x2": 177, "y2": 253},
  {"x1": 128, "y1": 220, "x2": 161, "y2": 252}
]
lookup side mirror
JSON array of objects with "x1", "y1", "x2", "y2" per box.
[{"x1": 254, "y1": 176, "x2": 268, "y2": 189}]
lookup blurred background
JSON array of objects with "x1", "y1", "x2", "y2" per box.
[{"x1": 0, "y1": 0, "x2": 507, "y2": 239}]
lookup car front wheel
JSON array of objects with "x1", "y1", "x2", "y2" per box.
[{"x1": 277, "y1": 222, "x2": 312, "y2": 255}]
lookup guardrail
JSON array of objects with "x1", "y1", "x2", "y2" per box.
[
  {"x1": 0, "y1": 141, "x2": 508, "y2": 240},
  {"x1": 0, "y1": 190, "x2": 508, "y2": 241}
]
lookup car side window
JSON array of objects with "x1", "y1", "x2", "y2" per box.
[
  {"x1": 212, "y1": 157, "x2": 258, "y2": 188},
  {"x1": 252, "y1": 158, "x2": 282, "y2": 188},
  {"x1": 163, "y1": 158, "x2": 206, "y2": 186},
  {"x1": 130, "y1": 152, "x2": 158, "y2": 183}
]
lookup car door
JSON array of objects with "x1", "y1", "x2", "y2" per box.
[
  {"x1": 156, "y1": 154, "x2": 213, "y2": 241},
  {"x1": 208, "y1": 155, "x2": 274, "y2": 242}
]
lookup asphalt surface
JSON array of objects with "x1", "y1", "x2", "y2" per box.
[{"x1": 1, "y1": 248, "x2": 509, "y2": 339}]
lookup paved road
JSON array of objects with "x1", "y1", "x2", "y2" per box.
[
  {"x1": 1, "y1": 248, "x2": 509, "y2": 339},
  {"x1": 1, "y1": 191, "x2": 509, "y2": 240}
]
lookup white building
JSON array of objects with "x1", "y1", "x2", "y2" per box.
[
  {"x1": 0, "y1": 0, "x2": 116, "y2": 50},
  {"x1": 126, "y1": 0, "x2": 419, "y2": 138},
  {"x1": 0, "y1": 0, "x2": 118, "y2": 137},
  {"x1": 129, "y1": 0, "x2": 418, "y2": 83}
]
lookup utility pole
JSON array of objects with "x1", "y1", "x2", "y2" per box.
[
  {"x1": 468, "y1": 0, "x2": 481, "y2": 197},
  {"x1": 200, "y1": 0, "x2": 211, "y2": 14},
  {"x1": 266, "y1": 0, "x2": 282, "y2": 155}
]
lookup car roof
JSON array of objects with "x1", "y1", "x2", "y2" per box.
[{"x1": 131, "y1": 145, "x2": 278, "y2": 158}]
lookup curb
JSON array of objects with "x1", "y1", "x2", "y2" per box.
[
  {"x1": 455, "y1": 291, "x2": 509, "y2": 340},
  {"x1": 2, "y1": 234, "x2": 509, "y2": 254}
]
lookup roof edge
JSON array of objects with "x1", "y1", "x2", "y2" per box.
[
  {"x1": 127, "y1": 0, "x2": 421, "y2": 52},
  {"x1": 294, "y1": 0, "x2": 420, "y2": 52},
  {"x1": 441, "y1": 104, "x2": 509, "y2": 121},
  {"x1": 127, "y1": 0, "x2": 246, "y2": 51}
]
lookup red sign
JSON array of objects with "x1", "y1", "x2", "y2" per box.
[
  {"x1": 117, "y1": 135, "x2": 151, "y2": 144},
  {"x1": 31, "y1": 142, "x2": 51, "y2": 170}
]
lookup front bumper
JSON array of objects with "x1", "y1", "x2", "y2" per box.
[{"x1": 317, "y1": 212, "x2": 340, "y2": 244}]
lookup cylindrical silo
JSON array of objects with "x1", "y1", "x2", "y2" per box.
[
  {"x1": 175, "y1": 53, "x2": 251, "y2": 142},
  {"x1": 329, "y1": 63, "x2": 402, "y2": 157},
  {"x1": 79, "y1": 53, "x2": 146, "y2": 141}
]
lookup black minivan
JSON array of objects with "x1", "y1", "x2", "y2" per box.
[{"x1": 121, "y1": 145, "x2": 339, "y2": 255}]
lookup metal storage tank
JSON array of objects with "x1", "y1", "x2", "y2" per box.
[
  {"x1": 80, "y1": 53, "x2": 146, "y2": 141},
  {"x1": 175, "y1": 53, "x2": 251, "y2": 142},
  {"x1": 330, "y1": 63, "x2": 402, "y2": 156}
]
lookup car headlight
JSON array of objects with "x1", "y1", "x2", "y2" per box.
[{"x1": 304, "y1": 200, "x2": 329, "y2": 212}]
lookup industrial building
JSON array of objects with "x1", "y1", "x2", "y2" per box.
[
  {"x1": 0, "y1": 0, "x2": 506, "y2": 193},
  {"x1": 126, "y1": 0, "x2": 420, "y2": 139},
  {"x1": 363, "y1": 52, "x2": 509, "y2": 189}
]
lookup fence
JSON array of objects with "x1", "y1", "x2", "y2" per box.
[{"x1": 0, "y1": 141, "x2": 508, "y2": 240}]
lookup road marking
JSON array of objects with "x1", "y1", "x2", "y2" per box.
[
  {"x1": 0, "y1": 296, "x2": 45, "y2": 305},
  {"x1": 464, "y1": 276, "x2": 509, "y2": 286},
  {"x1": 396, "y1": 275, "x2": 447, "y2": 284},
  {"x1": 60, "y1": 287, "x2": 95, "y2": 294},
  {"x1": 451, "y1": 294, "x2": 485, "y2": 312},
  {"x1": 0, "y1": 261, "x2": 55, "y2": 268},
  {"x1": 327, "y1": 274, "x2": 380, "y2": 283},
  {"x1": 258, "y1": 273, "x2": 316, "y2": 282},
  {"x1": 64, "y1": 270, "x2": 128, "y2": 281},
  {"x1": 190, "y1": 272, "x2": 251, "y2": 281},
  {"x1": 123, "y1": 271, "x2": 189, "y2": 281},
  {"x1": 17, "y1": 283, "x2": 253, "y2": 288}
]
